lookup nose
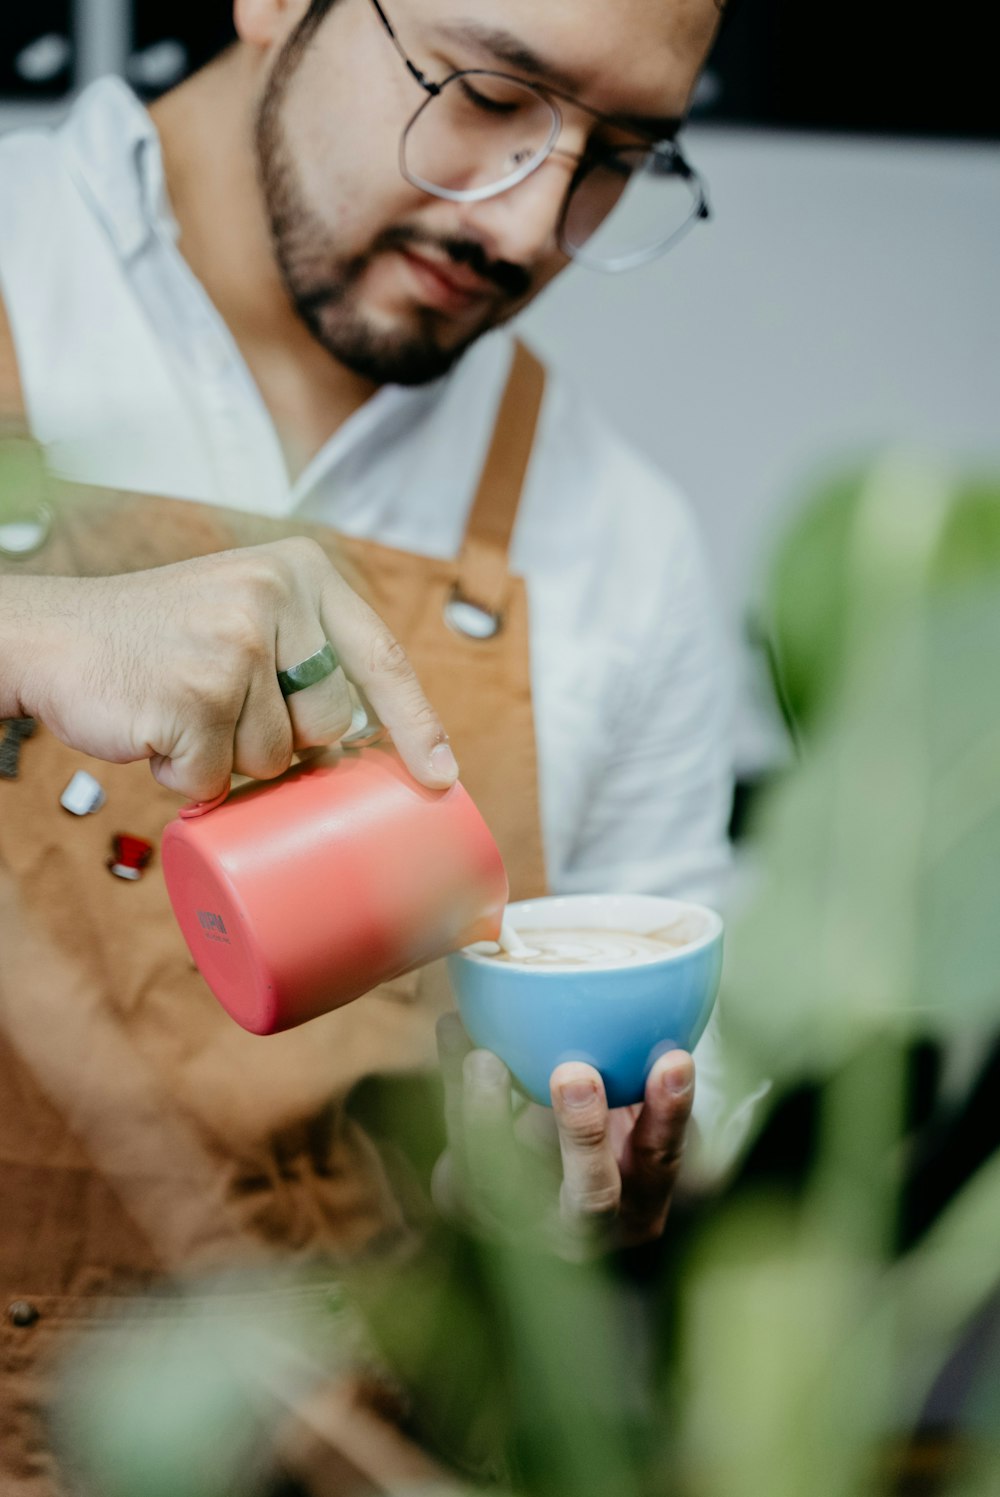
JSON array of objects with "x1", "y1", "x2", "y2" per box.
[{"x1": 455, "y1": 153, "x2": 578, "y2": 271}]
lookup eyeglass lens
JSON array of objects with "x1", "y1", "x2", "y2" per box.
[
  {"x1": 560, "y1": 148, "x2": 701, "y2": 269},
  {"x1": 402, "y1": 75, "x2": 701, "y2": 269},
  {"x1": 404, "y1": 73, "x2": 559, "y2": 198}
]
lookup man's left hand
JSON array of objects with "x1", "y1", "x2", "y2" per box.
[{"x1": 433, "y1": 1013, "x2": 695, "y2": 1254}]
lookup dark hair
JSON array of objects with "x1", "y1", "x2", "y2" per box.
[{"x1": 303, "y1": 0, "x2": 741, "y2": 32}]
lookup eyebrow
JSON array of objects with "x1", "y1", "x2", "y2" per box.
[{"x1": 432, "y1": 20, "x2": 683, "y2": 141}]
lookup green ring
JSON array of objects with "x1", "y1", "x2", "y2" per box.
[{"x1": 277, "y1": 641, "x2": 340, "y2": 698}]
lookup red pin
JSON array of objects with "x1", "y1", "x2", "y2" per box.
[{"x1": 108, "y1": 834, "x2": 154, "y2": 881}]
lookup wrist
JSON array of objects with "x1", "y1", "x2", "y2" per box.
[
  {"x1": 0, "y1": 575, "x2": 46, "y2": 718},
  {"x1": 0, "y1": 573, "x2": 83, "y2": 724}
]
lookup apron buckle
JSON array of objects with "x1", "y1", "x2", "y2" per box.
[{"x1": 443, "y1": 583, "x2": 504, "y2": 641}]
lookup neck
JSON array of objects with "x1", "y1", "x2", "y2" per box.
[{"x1": 150, "y1": 48, "x2": 376, "y2": 476}]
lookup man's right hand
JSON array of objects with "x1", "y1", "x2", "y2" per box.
[{"x1": 0, "y1": 537, "x2": 458, "y2": 800}]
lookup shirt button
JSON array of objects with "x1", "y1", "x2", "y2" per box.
[{"x1": 7, "y1": 1300, "x2": 40, "y2": 1327}]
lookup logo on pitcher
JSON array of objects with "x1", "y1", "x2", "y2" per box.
[{"x1": 197, "y1": 910, "x2": 230, "y2": 943}]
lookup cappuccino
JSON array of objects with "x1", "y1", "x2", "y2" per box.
[{"x1": 487, "y1": 920, "x2": 699, "y2": 969}]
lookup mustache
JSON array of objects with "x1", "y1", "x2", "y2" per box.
[
  {"x1": 377, "y1": 226, "x2": 533, "y2": 300},
  {"x1": 292, "y1": 226, "x2": 533, "y2": 322}
]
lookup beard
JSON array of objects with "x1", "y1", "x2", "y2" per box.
[{"x1": 253, "y1": 17, "x2": 533, "y2": 386}]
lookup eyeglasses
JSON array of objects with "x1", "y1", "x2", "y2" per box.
[{"x1": 368, "y1": 0, "x2": 711, "y2": 274}]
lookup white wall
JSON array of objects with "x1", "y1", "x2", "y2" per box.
[
  {"x1": 6, "y1": 22, "x2": 1000, "y2": 770},
  {"x1": 519, "y1": 126, "x2": 1000, "y2": 769}
]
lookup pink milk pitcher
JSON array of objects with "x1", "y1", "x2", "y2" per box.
[{"x1": 162, "y1": 744, "x2": 508, "y2": 1035}]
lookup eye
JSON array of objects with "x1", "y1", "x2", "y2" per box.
[{"x1": 457, "y1": 76, "x2": 526, "y2": 116}]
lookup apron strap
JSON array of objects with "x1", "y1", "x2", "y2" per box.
[
  {"x1": 0, "y1": 290, "x2": 545, "y2": 628},
  {"x1": 452, "y1": 340, "x2": 546, "y2": 626}
]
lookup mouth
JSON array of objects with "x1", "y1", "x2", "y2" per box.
[{"x1": 396, "y1": 247, "x2": 498, "y2": 315}]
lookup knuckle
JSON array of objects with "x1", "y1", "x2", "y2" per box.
[
  {"x1": 632, "y1": 1133, "x2": 686, "y2": 1175},
  {"x1": 367, "y1": 630, "x2": 415, "y2": 684},
  {"x1": 563, "y1": 1179, "x2": 621, "y2": 1219},
  {"x1": 296, "y1": 710, "x2": 353, "y2": 750},
  {"x1": 562, "y1": 1113, "x2": 610, "y2": 1152},
  {"x1": 211, "y1": 605, "x2": 271, "y2": 664},
  {"x1": 290, "y1": 686, "x2": 354, "y2": 749},
  {"x1": 173, "y1": 666, "x2": 242, "y2": 726},
  {"x1": 279, "y1": 535, "x2": 326, "y2": 568},
  {"x1": 582, "y1": 1185, "x2": 622, "y2": 1217},
  {"x1": 405, "y1": 696, "x2": 443, "y2": 735},
  {"x1": 230, "y1": 551, "x2": 294, "y2": 605},
  {"x1": 272, "y1": 535, "x2": 327, "y2": 584},
  {"x1": 463, "y1": 1048, "x2": 509, "y2": 1092},
  {"x1": 247, "y1": 721, "x2": 294, "y2": 781},
  {"x1": 261, "y1": 746, "x2": 294, "y2": 780},
  {"x1": 330, "y1": 699, "x2": 357, "y2": 740}
]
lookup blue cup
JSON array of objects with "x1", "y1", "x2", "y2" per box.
[{"x1": 446, "y1": 894, "x2": 723, "y2": 1109}]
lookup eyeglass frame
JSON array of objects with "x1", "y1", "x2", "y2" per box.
[{"x1": 367, "y1": 0, "x2": 712, "y2": 273}]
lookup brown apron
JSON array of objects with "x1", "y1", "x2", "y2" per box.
[{"x1": 0, "y1": 300, "x2": 548, "y2": 1493}]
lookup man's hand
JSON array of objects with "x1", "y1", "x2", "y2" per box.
[
  {"x1": 434, "y1": 1012, "x2": 695, "y2": 1254},
  {"x1": 0, "y1": 537, "x2": 458, "y2": 800}
]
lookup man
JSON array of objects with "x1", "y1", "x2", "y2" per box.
[{"x1": 0, "y1": 0, "x2": 734, "y2": 1487}]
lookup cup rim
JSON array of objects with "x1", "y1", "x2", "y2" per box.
[{"x1": 453, "y1": 893, "x2": 723, "y2": 974}]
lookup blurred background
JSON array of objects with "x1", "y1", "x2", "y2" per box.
[{"x1": 3, "y1": 1, "x2": 999, "y2": 782}]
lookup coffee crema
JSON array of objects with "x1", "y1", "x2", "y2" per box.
[{"x1": 487, "y1": 923, "x2": 698, "y2": 968}]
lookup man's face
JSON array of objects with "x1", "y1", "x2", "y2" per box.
[{"x1": 252, "y1": 0, "x2": 719, "y2": 384}]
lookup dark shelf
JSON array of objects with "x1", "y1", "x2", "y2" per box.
[
  {"x1": 128, "y1": 1, "x2": 236, "y2": 99},
  {"x1": 695, "y1": 0, "x2": 999, "y2": 142},
  {"x1": 0, "y1": 6, "x2": 74, "y2": 100}
]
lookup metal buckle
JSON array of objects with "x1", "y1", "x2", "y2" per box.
[{"x1": 442, "y1": 584, "x2": 504, "y2": 641}]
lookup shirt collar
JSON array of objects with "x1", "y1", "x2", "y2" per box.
[{"x1": 58, "y1": 76, "x2": 176, "y2": 262}]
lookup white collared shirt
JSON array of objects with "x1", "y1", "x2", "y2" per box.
[{"x1": 0, "y1": 79, "x2": 743, "y2": 1144}]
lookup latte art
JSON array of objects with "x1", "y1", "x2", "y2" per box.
[{"x1": 488, "y1": 924, "x2": 695, "y2": 968}]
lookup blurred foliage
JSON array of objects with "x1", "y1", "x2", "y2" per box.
[
  {"x1": 54, "y1": 453, "x2": 1000, "y2": 1496},
  {"x1": 0, "y1": 433, "x2": 48, "y2": 518}
]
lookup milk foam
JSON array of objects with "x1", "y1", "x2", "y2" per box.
[{"x1": 489, "y1": 925, "x2": 691, "y2": 968}]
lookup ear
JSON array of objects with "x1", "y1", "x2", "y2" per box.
[{"x1": 233, "y1": 0, "x2": 311, "y2": 51}]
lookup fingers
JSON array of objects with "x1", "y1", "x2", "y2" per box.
[
  {"x1": 550, "y1": 1063, "x2": 621, "y2": 1228},
  {"x1": 149, "y1": 729, "x2": 236, "y2": 803},
  {"x1": 319, "y1": 571, "x2": 458, "y2": 790},
  {"x1": 618, "y1": 1050, "x2": 694, "y2": 1242},
  {"x1": 435, "y1": 1015, "x2": 525, "y2": 1226},
  {"x1": 230, "y1": 657, "x2": 294, "y2": 783},
  {"x1": 273, "y1": 623, "x2": 354, "y2": 753},
  {"x1": 433, "y1": 1033, "x2": 689, "y2": 1251},
  {"x1": 133, "y1": 539, "x2": 453, "y2": 800},
  {"x1": 436, "y1": 1012, "x2": 473, "y2": 1166},
  {"x1": 462, "y1": 1048, "x2": 518, "y2": 1220},
  {"x1": 339, "y1": 681, "x2": 386, "y2": 748}
]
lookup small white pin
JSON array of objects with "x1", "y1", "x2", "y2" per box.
[{"x1": 60, "y1": 770, "x2": 107, "y2": 817}]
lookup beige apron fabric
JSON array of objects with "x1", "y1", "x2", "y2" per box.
[{"x1": 0, "y1": 298, "x2": 548, "y2": 1493}]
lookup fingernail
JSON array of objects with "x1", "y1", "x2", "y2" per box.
[
  {"x1": 465, "y1": 1049, "x2": 508, "y2": 1089},
  {"x1": 559, "y1": 1079, "x2": 596, "y2": 1109},
  {"x1": 663, "y1": 1064, "x2": 693, "y2": 1098},
  {"x1": 429, "y1": 741, "x2": 459, "y2": 782}
]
